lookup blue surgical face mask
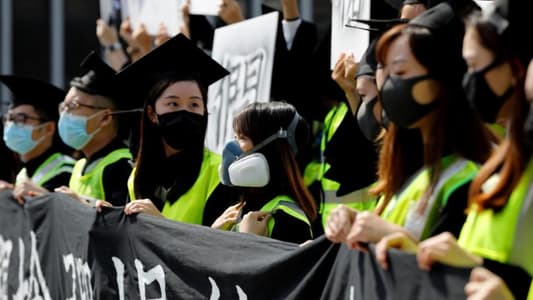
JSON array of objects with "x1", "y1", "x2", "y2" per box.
[
  {"x1": 3, "y1": 121, "x2": 46, "y2": 155},
  {"x1": 58, "y1": 111, "x2": 103, "y2": 150}
]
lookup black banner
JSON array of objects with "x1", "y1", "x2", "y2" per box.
[{"x1": 0, "y1": 191, "x2": 470, "y2": 299}]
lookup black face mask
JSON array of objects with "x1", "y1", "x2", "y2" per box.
[
  {"x1": 357, "y1": 96, "x2": 382, "y2": 141},
  {"x1": 156, "y1": 110, "x2": 207, "y2": 150},
  {"x1": 462, "y1": 59, "x2": 514, "y2": 123},
  {"x1": 380, "y1": 75, "x2": 436, "y2": 128}
]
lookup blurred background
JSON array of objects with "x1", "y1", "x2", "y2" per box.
[{"x1": 0, "y1": 0, "x2": 397, "y2": 113}]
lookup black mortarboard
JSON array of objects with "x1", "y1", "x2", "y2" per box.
[
  {"x1": 352, "y1": 18, "x2": 408, "y2": 32},
  {"x1": 356, "y1": 38, "x2": 379, "y2": 78},
  {"x1": 0, "y1": 75, "x2": 65, "y2": 121},
  {"x1": 70, "y1": 52, "x2": 117, "y2": 100},
  {"x1": 485, "y1": 0, "x2": 533, "y2": 65},
  {"x1": 408, "y1": 2, "x2": 466, "y2": 83},
  {"x1": 115, "y1": 33, "x2": 229, "y2": 108}
]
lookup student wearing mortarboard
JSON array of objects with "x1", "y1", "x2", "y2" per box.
[
  {"x1": 327, "y1": 2, "x2": 495, "y2": 250},
  {"x1": 108, "y1": 34, "x2": 238, "y2": 227},
  {"x1": 0, "y1": 75, "x2": 75, "y2": 202},
  {"x1": 55, "y1": 52, "x2": 133, "y2": 206},
  {"x1": 375, "y1": 0, "x2": 533, "y2": 298},
  {"x1": 315, "y1": 15, "x2": 410, "y2": 234}
]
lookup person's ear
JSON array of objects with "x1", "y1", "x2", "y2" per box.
[
  {"x1": 44, "y1": 121, "x2": 55, "y2": 137},
  {"x1": 99, "y1": 108, "x2": 114, "y2": 128},
  {"x1": 32, "y1": 121, "x2": 55, "y2": 140},
  {"x1": 147, "y1": 105, "x2": 158, "y2": 124}
]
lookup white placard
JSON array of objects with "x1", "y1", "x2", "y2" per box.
[
  {"x1": 121, "y1": 0, "x2": 183, "y2": 36},
  {"x1": 473, "y1": 0, "x2": 494, "y2": 13},
  {"x1": 189, "y1": 0, "x2": 220, "y2": 16},
  {"x1": 331, "y1": 0, "x2": 371, "y2": 69},
  {"x1": 99, "y1": 0, "x2": 113, "y2": 21},
  {"x1": 206, "y1": 12, "x2": 280, "y2": 154}
]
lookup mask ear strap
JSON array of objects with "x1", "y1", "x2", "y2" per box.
[
  {"x1": 286, "y1": 112, "x2": 301, "y2": 154},
  {"x1": 239, "y1": 112, "x2": 301, "y2": 158},
  {"x1": 240, "y1": 129, "x2": 285, "y2": 158}
]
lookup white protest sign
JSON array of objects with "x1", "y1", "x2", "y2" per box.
[
  {"x1": 206, "y1": 12, "x2": 279, "y2": 154},
  {"x1": 121, "y1": 0, "x2": 183, "y2": 36},
  {"x1": 473, "y1": 0, "x2": 494, "y2": 12},
  {"x1": 331, "y1": 0, "x2": 371, "y2": 69},
  {"x1": 189, "y1": 0, "x2": 220, "y2": 16}
]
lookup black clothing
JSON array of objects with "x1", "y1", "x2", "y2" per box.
[
  {"x1": 23, "y1": 146, "x2": 72, "y2": 191},
  {"x1": 427, "y1": 180, "x2": 470, "y2": 238},
  {"x1": 84, "y1": 138, "x2": 132, "y2": 206}
]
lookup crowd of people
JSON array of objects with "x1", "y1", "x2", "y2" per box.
[{"x1": 1, "y1": 0, "x2": 533, "y2": 298}]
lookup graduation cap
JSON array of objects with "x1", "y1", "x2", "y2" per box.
[
  {"x1": 408, "y1": 2, "x2": 466, "y2": 82},
  {"x1": 356, "y1": 38, "x2": 379, "y2": 78},
  {"x1": 70, "y1": 51, "x2": 118, "y2": 101},
  {"x1": 485, "y1": 0, "x2": 533, "y2": 65},
  {"x1": 0, "y1": 75, "x2": 66, "y2": 121},
  {"x1": 115, "y1": 33, "x2": 229, "y2": 109},
  {"x1": 350, "y1": 17, "x2": 408, "y2": 32}
]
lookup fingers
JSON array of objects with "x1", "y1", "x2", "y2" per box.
[
  {"x1": 464, "y1": 268, "x2": 495, "y2": 299},
  {"x1": 473, "y1": 266, "x2": 496, "y2": 281},
  {"x1": 124, "y1": 201, "x2": 141, "y2": 215},
  {"x1": 375, "y1": 232, "x2": 417, "y2": 270},
  {"x1": 0, "y1": 180, "x2": 14, "y2": 191},
  {"x1": 95, "y1": 200, "x2": 112, "y2": 213},
  {"x1": 242, "y1": 211, "x2": 271, "y2": 222},
  {"x1": 325, "y1": 205, "x2": 356, "y2": 243}
]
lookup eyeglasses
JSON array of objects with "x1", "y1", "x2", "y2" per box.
[
  {"x1": 59, "y1": 100, "x2": 110, "y2": 112},
  {"x1": 2, "y1": 113, "x2": 45, "y2": 125}
]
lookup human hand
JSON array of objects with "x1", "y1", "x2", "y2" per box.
[
  {"x1": 218, "y1": 0, "x2": 244, "y2": 25},
  {"x1": 332, "y1": 53, "x2": 360, "y2": 113},
  {"x1": 400, "y1": 3, "x2": 427, "y2": 19},
  {"x1": 417, "y1": 232, "x2": 483, "y2": 271},
  {"x1": 465, "y1": 267, "x2": 515, "y2": 300},
  {"x1": 13, "y1": 180, "x2": 48, "y2": 204},
  {"x1": 154, "y1": 23, "x2": 171, "y2": 47},
  {"x1": 95, "y1": 200, "x2": 112, "y2": 213},
  {"x1": 96, "y1": 18, "x2": 119, "y2": 47},
  {"x1": 132, "y1": 23, "x2": 153, "y2": 54},
  {"x1": 0, "y1": 180, "x2": 14, "y2": 191},
  {"x1": 325, "y1": 204, "x2": 357, "y2": 243},
  {"x1": 180, "y1": 0, "x2": 191, "y2": 39},
  {"x1": 375, "y1": 231, "x2": 418, "y2": 269},
  {"x1": 54, "y1": 186, "x2": 83, "y2": 202},
  {"x1": 239, "y1": 211, "x2": 271, "y2": 236},
  {"x1": 346, "y1": 211, "x2": 401, "y2": 249},
  {"x1": 124, "y1": 199, "x2": 163, "y2": 217},
  {"x1": 211, "y1": 201, "x2": 245, "y2": 230},
  {"x1": 119, "y1": 17, "x2": 135, "y2": 46}
]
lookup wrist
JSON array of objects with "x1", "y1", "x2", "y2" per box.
[
  {"x1": 282, "y1": 2, "x2": 300, "y2": 21},
  {"x1": 103, "y1": 41, "x2": 122, "y2": 52}
]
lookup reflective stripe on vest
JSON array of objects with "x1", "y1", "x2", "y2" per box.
[
  {"x1": 382, "y1": 154, "x2": 479, "y2": 240},
  {"x1": 261, "y1": 195, "x2": 312, "y2": 238},
  {"x1": 458, "y1": 157, "x2": 533, "y2": 275},
  {"x1": 16, "y1": 153, "x2": 75, "y2": 187},
  {"x1": 319, "y1": 103, "x2": 347, "y2": 194},
  {"x1": 69, "y1": 148, "x2": 132, "y2": 201},
  {"x1": 318, "y1": 103, "x2": 348, "y2": 218},
  {"x1": 129, "y1": 148, "x2": 221, "y2": 225},
  {"x1": 320, "y1": 185, "x2": 377, "y2": 228}
]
